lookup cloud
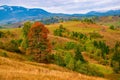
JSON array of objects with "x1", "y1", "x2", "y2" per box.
[{"x1": 0, "y1": 0, "x2": 120, "y2": 14}]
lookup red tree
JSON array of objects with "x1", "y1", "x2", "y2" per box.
[{"x1": 27, "y1": 22, "x2": 51, "y2": 63}]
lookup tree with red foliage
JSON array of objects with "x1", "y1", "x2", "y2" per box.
[{"x1": 27, "y1": 22, "x2": 51, "y2": 63}]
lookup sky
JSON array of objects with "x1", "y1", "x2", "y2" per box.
[{"x1": 0, "y1": 0, "x2": 120, "y2": 14}]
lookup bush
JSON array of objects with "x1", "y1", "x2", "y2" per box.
[
  {"x1": 54, "y1": 53, "x2": 65, "y2": 66},
  {"x1": 66, "y1": 58, "x2": 75, "y2": 70},
  {"x1": 0, "y1": 52, "x2": 8, "y2": 57},
  {"x1": 64, "y1": 42, "x2": 76, "y2": 50},
  {"x1": 74, "y1": 45, "x2": 85, "y2": 62},
  {"x1": 109, "y1": 25, "x2": 115, "y2": 30},
  {"x1": 75, "y1": 62, "x2": 103, "y2": 77},
  {"x1": 4, "y1": 39, "x2": 22, "y2": 52},
  {"x1": 81, "y1": 18, "x2": 95, "y2": 24},
  {"x1": 0, "y1": 31, "x2": 4, "y2": 38},
  {"x1": 54, "y1": 25, "x2": 67, "y2": 36},
  {"x1": 111, "y1": 42, "x2": 120, "y2": 73},
  {"x1": 70, "y1": 31, "x2": 87, "y2": 40},
  {"x1": 89, "y1": 32, "x2": 103, "y2": 39},
  {"x1": 93, "y1": 40, "x2": 109, "y2": 59}
]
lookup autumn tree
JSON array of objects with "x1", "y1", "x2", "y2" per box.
[{"x1": 27, "y1": 22, "x2": 51, "y2": 63}]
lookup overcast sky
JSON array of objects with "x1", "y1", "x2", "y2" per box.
[{"x1": 0, "y1": 0, "x2": 120, "y2": 14}]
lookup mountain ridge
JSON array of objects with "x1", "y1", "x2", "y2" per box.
[{"x1": 0, "y1": 5, "x2": 120, "y2": 24}]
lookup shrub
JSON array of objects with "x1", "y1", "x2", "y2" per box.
[
  {"x1": 64, "y1": 42, "x2": 76, "y2": 50},
  {"x1": 66, "y1": 58, "x2": 75, "y2": 70},
  {"x1": 54, "y1": 25, "x2": 67, "y2": 36},
  {"x1": 89, "y1": 32, "x2": 103, "y2": 39},
  {"x1": 0, "y1": 41, "x2": 4, "y2": 49},
  {"x1": 0, "y1": 31, "x2": 4, "y2": 38},
  {"x1": 0, "y1": 52, "x2": 8, "y2": 57},
  {"x1": 93, "y1": 40, "x2": 109, "y2": 59},
  {"x1": 111, "y1": 42, "x2": 120, "y2": 73},
  {"x1": 75, "y1": 62, "x2": 103, "y2": 77},
  {"x1": 5, "y1": 39, "x2": 22, "y2": 52},
  {"x1": 109, "y1": 25, "x2": 115, "y2": 30},
  {"x1": 74, "y1": 45, "x2": 85, "y2": 62},
  {"x1": 81, "y1": 18, "x2": 95, "y2": 24},
  {"x1": 54, "y1": 53, "x2": 65, "y2": 66}
]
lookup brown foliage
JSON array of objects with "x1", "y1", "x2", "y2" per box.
[{"x1": 27, "y1": 22, "x2": 51, "y2": 63}]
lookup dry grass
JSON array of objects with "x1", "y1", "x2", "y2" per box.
[
  {"x1": 0, "y1": 56, "x2": 107, "y2": 80},
  {"x1": 46, "y1": 21, "x2": 120, "y2": 48},
  {"x1": 46, "y1": 21, "x2": 101, "y2": 34}
]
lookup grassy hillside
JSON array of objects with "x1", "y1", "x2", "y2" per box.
[
  {"x1": 0, "y1": 20, "x2": 120, "y2": 80},
  {"x1": 47, "y1": 21, "x2": 120, "y2": 47},
  {"x1": 0, "y1": 49, "x2": 106, "y2": 80}
]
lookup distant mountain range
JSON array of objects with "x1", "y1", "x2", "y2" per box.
[{"x1": 0, "y1": 5, "x2": 120, "y2": 24}]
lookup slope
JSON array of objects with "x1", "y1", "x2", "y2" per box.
[{"x1": 0, "y1": 49, "x2": 106, "y2": 80}]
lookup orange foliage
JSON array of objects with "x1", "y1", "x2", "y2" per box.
[{"x1": 27, "y1": 22, "x2": 52, "y2": 63}]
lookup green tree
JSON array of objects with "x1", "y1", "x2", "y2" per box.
[
  {"x1": 20, "y1": 21, "x2": 32, "y2": 51},
  {"x1": 74, "y1": 45, "x2": 85, "y2": 62},
  {"x1": 112, "y1": 42, "x2": 120, "y2": 73}
]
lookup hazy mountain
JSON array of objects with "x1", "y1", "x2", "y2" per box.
[{"x1": 0, "y1": 5, "x2": 120, "y2": 24}]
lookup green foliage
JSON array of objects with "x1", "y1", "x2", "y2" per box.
[
  {"x1": 93, "y1": 40, "x2": 109, "y2": 59},
  {"x1": 109, "y1": 25, "x2": 115, "y2": 30},
  {"x1": 74, "y1": 45, "x2": 85, "y2": 62},
  {"x1": 89, "y1": 31, "x2": 103, "y2": 39},
  {"x1": 40, "y1": 17, "x2": 63, "y2": 24},
  {"x1": 0, "y1": 52, "x2": 8, "y2": 57},
  {"x1": 54, "y1": 52, "x2": 65, "y2": 66},
  {"x1": 0, "y1": 31, "x2": 4, "y2": 38},
  {"x1": 0, "y1": 41, "x2": 4, "y2": 49},
  {"x1": 0, "y1": 39, "x2": 22, "y2": 52},
  {"x1": 70, "y1": 18, "x2": 80, "y2": 21},
  {"x1": 111, "y1": 42, "x2": 120, "y2": 73},
  {"x1": 7, "y1": 39, "x2": 22, "y2": 52},
  {"x1": 64, "y1": 52, "x2": 73, "y2": 65},
  {"x1": 75, "y1": 63, "x2": 103, "y2": 77},
  {"x1": 81, "y1": 18, "x2": 95, "y2": 24},
  {"x1": 66, "y1": 57, "x2": 75, "y2": 70},
  {"x1": 54, "y1": 25, "x2": 67, "y2": 36},
  {"x1": 0, "y1": 26, "x2": 3, "y2": 29},
  {"x1": 22, "y1": 21, "x2": 32, "y2": 37},
  {"x1": 70, "y1": 31, "x2": 87, "y2": 40},
  {"x1": 21, "y1": 21, "x2": 32, "y2": 50},
  {"x1": 64, "y1": 42, "x2": 76, "y2": 50}
]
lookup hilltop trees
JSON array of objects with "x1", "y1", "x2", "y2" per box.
[{"x1": 27, "y1": 22, "x2": 51, "y2": 63}]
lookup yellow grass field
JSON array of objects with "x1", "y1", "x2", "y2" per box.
[{"x1": 0, "y1": 53, "x2": 106, "y2": 80}]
